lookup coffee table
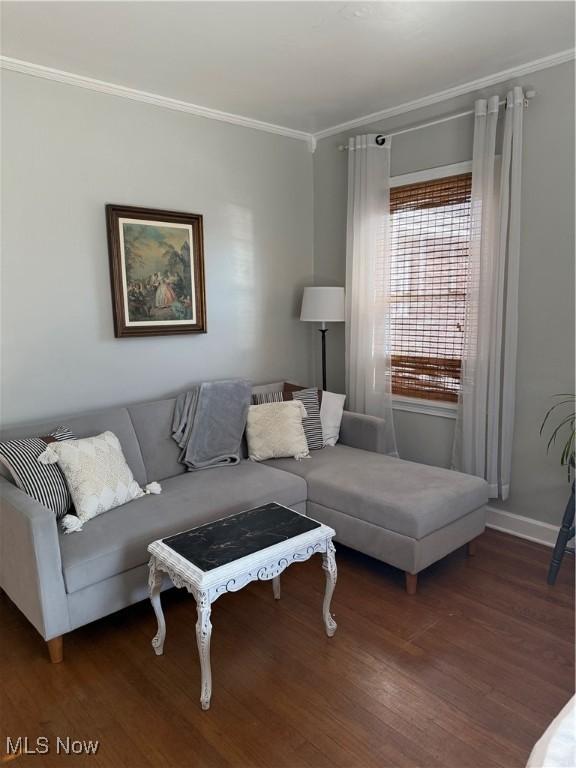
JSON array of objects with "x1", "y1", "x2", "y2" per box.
[{"x1": 147, "y1": 502, "x2": 337, "y2": 710}]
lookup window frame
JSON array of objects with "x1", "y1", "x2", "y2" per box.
[{"x1": 389, "y1": 160, "x2": 473, "y2": 419}]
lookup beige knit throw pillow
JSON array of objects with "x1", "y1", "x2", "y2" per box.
[
  {"x1": 246, "y1": 401, "x2": 309, "y2": 461},
  {"x1": 38, "y1": 431, "x2": 146, "y2": 525}
]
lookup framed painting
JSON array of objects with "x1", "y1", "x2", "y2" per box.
[{"x1": 106, "y1": 204, "x2": 206, "y2": 337}]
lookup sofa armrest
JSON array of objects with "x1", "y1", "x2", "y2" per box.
[
  {"x1": 339, "y1": 411, "x2": 389, "y2": 454},
  {"x1": 0, "y1": 476, "x2": 70, "y2": 640}
]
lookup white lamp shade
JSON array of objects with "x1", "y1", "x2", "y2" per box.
[{"x1": 300, "y1": 287, "x2": 345, "y2": 322}]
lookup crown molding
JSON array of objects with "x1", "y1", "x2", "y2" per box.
[
  {"x1": 2, "y1": 48, "x2": 574, "y2": 147},
  {"x1": 313, "y1": 48, "x2": 575, "y2": 140},
  {"x1": 0, "y1": 55, "x2": 312, "y2": 144}
]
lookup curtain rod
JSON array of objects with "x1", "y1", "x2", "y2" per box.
[{"x1": 337, "y1": 90, "x2": 536, "y2": 150}]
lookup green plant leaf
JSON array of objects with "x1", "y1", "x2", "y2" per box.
[
  {"x1": 540, "y1": 399, "x2": 575, "y2": 434},
  {"x1": 541, "y1": 395, "x2": 575, "y2": 475}
]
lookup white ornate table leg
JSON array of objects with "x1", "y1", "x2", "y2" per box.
[
  {"x1": 195, "y1": 590, "x2": 213, "y2": 710},
  {"x1": 322, "y1": 540, "x2": 337, "y2": 637},
  {"x1": 272, "y1": 575, "x2": 281, "y2": 600},
  {"x1": 148, "y1": 558, "x2": 166, "y2": 655}
]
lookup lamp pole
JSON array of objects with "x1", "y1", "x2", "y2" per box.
[{"x1": 320, "y1": 323, "x2": 328, "y2": 391}]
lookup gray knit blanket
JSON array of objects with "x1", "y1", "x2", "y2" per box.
[{"x1": 172, "y1": 379, "x2": 252, "y2": 470}]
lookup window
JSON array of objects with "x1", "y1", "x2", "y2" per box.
[{"x1": 389, "y1": 167, "x2": 472, "y2": 403}]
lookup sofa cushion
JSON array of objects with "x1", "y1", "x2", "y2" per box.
[
  {"x1": 266, "y1": 445, "x2": 354, "y2": 479},
  {"x1": 266, "y1": 445, "x2": 488, "y2": 540},
  {"x1": 59, "y1": 461, "x2": 307, "y2": 593},
  {"x1": 128, "y1": 398, "x2": 185, "y2": 482}
]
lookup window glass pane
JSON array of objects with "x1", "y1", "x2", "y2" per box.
[{"x1": 389, "y1": 173, "x2": 472, "y2": 401}]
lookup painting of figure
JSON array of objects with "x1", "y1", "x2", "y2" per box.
[
  {"x1": 106, "y1": 205, "x2": 206, "y2": 337},
  {"x1": 121, "y1": 221, "x2": 194, "y2": 322}
]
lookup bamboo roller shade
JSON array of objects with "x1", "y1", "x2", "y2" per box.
[{"x1": 389, "y1": 173, "x2": 472, "y2": 402}]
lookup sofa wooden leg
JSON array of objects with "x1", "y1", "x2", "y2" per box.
[
  {"x1": 467, "y1": 538, "x2": 478, "y2": 557},
  {"x1": 405, "y1": 572, "x2": 418, "y2": 595},
  {"x1": 47, "y1": 636, "x2": 63, "y2": 664}
]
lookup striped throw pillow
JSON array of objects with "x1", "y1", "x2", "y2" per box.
[
  {"x1": 0, "y1": 426, "x2": 74, "y2": 519},
  {"x1": 251, "y1": 390, "x2": 284, "y2": 405},
  {"x1": 251, "y1": 388, "x2": 323, "y2": 450},
  {"x1": 291, "y1": 388, "x2": 324, "y2": 450}
]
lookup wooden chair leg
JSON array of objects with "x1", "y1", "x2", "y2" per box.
[
  {"x1": 467, "y1": 538, "x2": 478, "y2": 557},
  {"x1": 47, "y1": 636, "x2": 63, "y2": 664},
  {"x1": 405, "y1": 572, "x2": 418, "y2": 595}
]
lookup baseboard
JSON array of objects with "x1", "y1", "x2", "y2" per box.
[{"x1": 486, "y1": 506, "x2": 559, "y2": 548}]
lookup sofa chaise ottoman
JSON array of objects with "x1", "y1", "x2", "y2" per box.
[
  {"x1": 0, "y1": 397, "x2": 488, "y2": 663},
  {"x1": 266, "y1": 413, "x2": 488, "y2": 594}
]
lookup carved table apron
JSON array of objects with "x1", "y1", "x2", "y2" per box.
[{"x1": 147, "y1": 509, "x2": 337, "y2": 710}]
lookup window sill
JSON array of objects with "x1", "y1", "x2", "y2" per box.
[{"x1": 392, "y1": 395, "x2": 458, "y2": 419}]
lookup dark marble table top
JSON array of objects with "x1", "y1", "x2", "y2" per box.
[{"x1": 162, "y1": 503, "x2": 322, "y2": 572}]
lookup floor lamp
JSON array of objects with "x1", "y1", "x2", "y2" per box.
[{"x1": 300, "y1": 287, "x2": 345, "y2": 390}]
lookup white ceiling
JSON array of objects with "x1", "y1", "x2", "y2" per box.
[{"x1": 1, "y1": 1, "x2": 574, "y2": 135}]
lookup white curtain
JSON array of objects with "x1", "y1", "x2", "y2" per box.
[
  {"x1": 453, "y1": 87, "x2": 524, "y2": 499},
  {"x1": 345, "y1": 134, "x2": 397, "y2": 455}
]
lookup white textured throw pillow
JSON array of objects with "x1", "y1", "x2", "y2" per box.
[
  {"x1": 320, "y1": 391, "x2": 347, "y2": 446},
  {"x1": 38, "y1": 431, "x2": 144, "y2": 523},
  {"x1": 246, "y1": 401, "x2": 309, "y2": 461}
]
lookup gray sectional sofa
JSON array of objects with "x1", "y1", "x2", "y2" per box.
[{"x1": 0, "y1": 394, "x2": 488, "y2": 663}]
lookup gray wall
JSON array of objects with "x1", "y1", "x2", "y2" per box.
[
  {"x1": 1, "y1": 72, "x2": 314, "y2": 426},
  {"x1": 2, "y1": 63, "x2": 574, "y2": 527},
  {"x1": 313, "y1": 61, "x2": 575, "y2": 525}
]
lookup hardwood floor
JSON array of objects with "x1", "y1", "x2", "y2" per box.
[{"x1": 1, "y1": 530, "x2": 573, "y2": 768}]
